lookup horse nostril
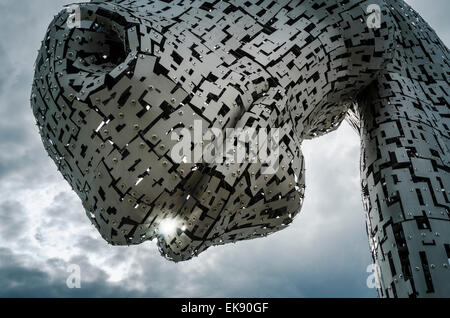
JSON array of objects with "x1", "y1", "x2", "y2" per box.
[
  {"x1": 49, "y1": 4, "x2": 142, "y2": 98},
  {"x1": 91, "y1": 26, "x2": 127, "y2": 70},
  {"x1": 65, "y1": 19, "x2": 128, "y2": 75}
]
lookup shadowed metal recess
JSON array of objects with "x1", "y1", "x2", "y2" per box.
[{"x1": 31, "y1": 0, "x2": 449, "y2": 297}]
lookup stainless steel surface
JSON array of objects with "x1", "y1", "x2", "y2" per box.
[{"x1": 31, "y1": 0, "x2": 450, "y2": 297}]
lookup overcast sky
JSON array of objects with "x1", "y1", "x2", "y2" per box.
[{"x1": 0, "y1": 0, "x2": 448, "y2": 298}]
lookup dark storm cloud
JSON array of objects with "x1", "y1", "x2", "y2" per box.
[{"x1": 0, "y1": 248, "x2": 150, "y2": 297}]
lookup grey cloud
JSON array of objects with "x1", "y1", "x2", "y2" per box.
[
  {"x1": 0, "y1": 201, "x2": 28, "y2": 240},
  {"x1": 0, "y1": 247, "x2": 146, "y2": 297}
]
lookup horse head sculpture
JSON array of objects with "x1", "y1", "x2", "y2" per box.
[{"x1": 31, "y1": 0, "x2": 450, "y2": 297}]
